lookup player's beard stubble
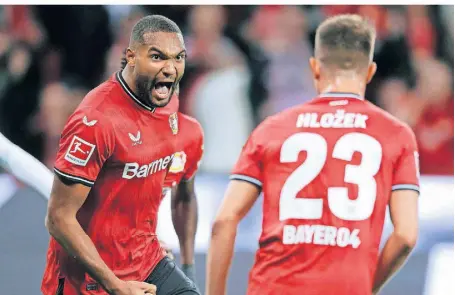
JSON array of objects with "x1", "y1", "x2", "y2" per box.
[{"x1": 135, "y1": 71, "x2": 180, "y2": 108}]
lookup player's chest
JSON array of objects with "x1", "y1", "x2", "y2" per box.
[{"x1": 109, "y1": 116, "x2": 178, "y2": 169}]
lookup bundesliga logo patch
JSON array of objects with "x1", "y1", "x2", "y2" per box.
[
  {"x1": 169, "y1": 112, "x2": 178, "y2": 135},
  {"x1": 64, "y1": 135, "x2": 96, "y2": 166}
]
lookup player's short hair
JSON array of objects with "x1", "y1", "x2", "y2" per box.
[
  {"x1": 315, "y1": 14, "x2": 376, "y2": 72},
  {"x1": 130, "y1": 15, "x2": 182, "y2": 46}
]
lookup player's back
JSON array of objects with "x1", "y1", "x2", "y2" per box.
[{"x1": 243, "y1": 93, "x2": 419, "y2": 295}]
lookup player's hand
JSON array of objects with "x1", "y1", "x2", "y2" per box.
[{"x1": 110, "y1": 281, "x2": 157, "y2": 295}]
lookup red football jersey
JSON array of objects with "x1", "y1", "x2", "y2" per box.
[
  {"x1": 41, "y1": 72, "x2": 179, "y2": 295},
  {"x1": 155, "y1": 98, "x2": 204, "y2": 190},
  {"x1": 231, "y1": 93, "x2": 420, "y2": 295}
]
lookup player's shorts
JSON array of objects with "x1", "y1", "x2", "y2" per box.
[
  {"x1": 145, "y1": 256, "x2": 200, "y2": 295},
  {"x1": 54, "y1": 257, "x2": 199, "y2": 295}
]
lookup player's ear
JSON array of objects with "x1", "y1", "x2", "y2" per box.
[
  {"x1": 309, "y1": 57, "x2": 320, "y2": 80},
  {"x1": 366, "y1": 62, "x2": 377, "y2": 84},
  {"x1": 125, "y1": 48, "x2": 136, "y2": 67}
]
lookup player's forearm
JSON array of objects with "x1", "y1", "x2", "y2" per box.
[
  {"x1": 46, "y1": 214, "x2": 122, "y2": 293},
  {"x1": 172, "y1": 192, "x2": 198, "y2": 264},
  {"x1": 206, "y1": 219, "x2": 237, "y2": 295},
  {"x1": 373, "y1": 231, "x2": 416, "y2": 293}
]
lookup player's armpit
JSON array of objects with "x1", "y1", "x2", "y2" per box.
[
  {"x1": 45, "y1": 176, "x2": 123, "y2": 293},
  {"x1": 171, "y1": 178, "x2": 198, "y2": 268},
  {"x1": 206, "y1": 180, "x2": 260, "y2": 295},
  {"x1": 373, "y1": 189, "x2": 419, "y2": 293}
]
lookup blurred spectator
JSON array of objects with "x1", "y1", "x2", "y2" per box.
[
  {"x1": 186, "y1": 5, "x2": 243, "y2": 71},
  {"x1": 191, "y1": 67, "x2": 254, "y2": 173},
  {"x1": 411, "y1": 58, "x2": 453, "y2": 175},
  {"x1": 248, "y1": 6, "x2": 316, "y2": 118},
  {"x1": 37, "y1": 77, "x2": 88, "y2": 168},
  {"x1": 34, "y1": 5, "x2": 112, "y2": 87},
  {"x1": 104, "y1": 7, "x2": 147, "y2": 79},
  {"x1": 183, "y1": 5, "x2": 253, "y2": 173},
  {"x1": 0, "y1": 6, "x2": 45, "y2": 160}
]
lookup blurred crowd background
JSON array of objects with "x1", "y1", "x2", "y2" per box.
[
  {"x1": 0, "y1": 5, "x2": 453, "y2": 295},
  {"x1": 0, "y1": 5, "x2": 453, "y2": 175}
]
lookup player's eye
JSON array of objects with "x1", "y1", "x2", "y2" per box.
[
  {"x1": 176, "y1": 54, "x2": 186, "y2": 61},
  {"x1": 150, "y1": 54, "x2": 161, "y2": 60}
]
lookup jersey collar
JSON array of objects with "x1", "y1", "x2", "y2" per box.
[
  {"x1": 318, "y1": 92, "x2": 364, "y2": 100},
  {"x1": 116, "y1": 71, "x2": 156, "y2": 113}
]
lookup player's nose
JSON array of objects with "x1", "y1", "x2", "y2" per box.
[{"x1": 161, "y1": 61, "x2": 177, "y2": 78}]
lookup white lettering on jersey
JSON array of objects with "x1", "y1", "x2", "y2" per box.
[
  {"x1": 122, "y1": 154, "x2": 175, "y2": 179},
  {"x1": 64, "y1": 136, "x2": 96, "y2": 166},
  {"x1": 296, "y1": 110, "x2": 368, "y2": 129},
  {"x1": 283, "y1": 224, "x2": 361, "y2": 249}
]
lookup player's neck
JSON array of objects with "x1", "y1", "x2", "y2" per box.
[
  {"x1": 319, "y1": 77, "x2": 366, "y2": 98},
  {"x1": 120, "y1": 68, "x2": 154, "y2": 108},
  {"x1": 121, "y1": 68, "x2": 138, "y2": 94}
]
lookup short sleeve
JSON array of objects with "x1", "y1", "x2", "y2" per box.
[
  {"x1": 182, "y1": 128, "x2": 204, "y2": 181},
  {"x1": 54, "y1": 108, "x2": 115, "y2": 187},
  {"x1": 230, "y1": 127, "x2": 264, "y2": 188},
  {"x1": 391, "y1": 125, "x2": 420, "y2": 194}
]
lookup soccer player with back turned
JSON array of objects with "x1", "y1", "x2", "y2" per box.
[{"x1": 206, "y1": 14, "x2": 419, "y2": 295}]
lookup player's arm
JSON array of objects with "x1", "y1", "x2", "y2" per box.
[
  {"x1": 206, "y1": 180, "x2": 260, "y2": 295},
  {"x1": 206, "y1": 126, "x2": 263, "y2": 295},
  {"x1": 44, "y1": 109, "x2": 141, "y2": 294},
  {"x1": 0, "y1": 132, "x2": 53, "y2": 198},
  {"x1": 372, "y1": 126, "x2": 420, "y2": 294},
  {"x1": 171, "y1": 178, "x2": 198, "y2": 279},
  {"x1": 372, "y1": 189, "x2": 418, "y2": 294},
  {"x1": 46, "y1": 178, "x2": 124, "y2": 293},
  {"x1": 171, "y1": 130, "x2": 204, "y2": 282}
]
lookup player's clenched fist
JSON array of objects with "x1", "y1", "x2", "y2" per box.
[{"x1": 110, "y1": 281, "x2": 157, "y2": 295}]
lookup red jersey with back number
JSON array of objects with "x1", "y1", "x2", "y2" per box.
[
  {"x1": 231, "y1": 93, "x2": 420, "y2": 295},
  {"x1": 41, "y1": 72, "x2": 179, "y2": 295},
  {"x1": 157, "y1": 99, "x2": 204, "y2": 191}
]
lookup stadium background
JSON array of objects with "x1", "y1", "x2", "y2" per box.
[{"x1": 0, "y1": 5, "x2": 453, "y2": 295}]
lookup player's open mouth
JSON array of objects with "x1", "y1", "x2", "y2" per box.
[{"x1": 152, "y1": 81, "x2": 173, "y2": 100}]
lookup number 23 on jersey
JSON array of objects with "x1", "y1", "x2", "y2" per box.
[{"x1": 279, "y1": 132, "x2": 382, "y2": 248}]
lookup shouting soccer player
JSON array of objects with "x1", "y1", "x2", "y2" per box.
[
  {"x1": 41, "y1": 15, "x2": 200, "y2": 295},
  {"x1": 0, "y1": 97, "x2": 203, "y2": 288},
  {"x1": 206, "y1": 14, "x2": 420, "y2": 295}
]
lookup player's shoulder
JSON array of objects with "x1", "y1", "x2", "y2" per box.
[
  {"x1": 73, "y1": 73, "x2": 125, "y2": 114},
  {"x1": 78, "y1": 76, "x2": 121, "y2": 112},
  {"x1": 179, "y1": 112, "x2": 204, "y2": 138},
  {"x1": 255, "y1": 103, "x2": 308, "y2": 135},
  {"x1": 66, "y1": 78, "x2": 122, "y2": 130},
  {"x1": 364, "y1": 100, "x2": 416, "y2": 137}
]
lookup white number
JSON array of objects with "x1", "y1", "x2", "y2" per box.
[
  {"x1": 279, "y1": 132, "x2": 382, "y2": 221},
  {"x1": 280, "y1": 133, "x2": 327, "y2": 220}
]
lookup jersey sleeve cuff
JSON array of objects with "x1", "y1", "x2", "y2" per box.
[
  {"x1": 391, "y1": 184, "x2": 420, "y2": 194},
  {"x1": 230, "y1": 174, "x2": 262, "y2": 188},
  {"x1": 54, "y1": 168, "x2": 95, "y2": 187}
]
